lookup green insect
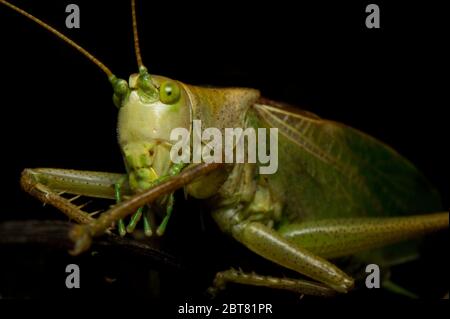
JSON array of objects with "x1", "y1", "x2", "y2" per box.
[{"x1": 2, "y1": 0, "x2": 447, "y2": 298}]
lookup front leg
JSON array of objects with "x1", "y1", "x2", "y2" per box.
[
  {"x1": 21, "y1": 168, "x2": 129, "y2": 224},
  {"x1": 69, "y1": 163, "x2": 223, "y2": 254}
]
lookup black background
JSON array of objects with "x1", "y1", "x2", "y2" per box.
[{"x1": 0, "y1": 0, "x2": 447, "y2": 309}]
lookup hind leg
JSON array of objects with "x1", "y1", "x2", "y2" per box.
[{"x1": 277, "y1": 213, "x2": 449, "y2": 259}]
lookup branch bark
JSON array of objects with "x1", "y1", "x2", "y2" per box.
[{"x1": 0, "y1": 220, "x2": 182, "y2": 271}]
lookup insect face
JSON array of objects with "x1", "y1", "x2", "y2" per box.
[{"x1": 117, "y1": 73, "x2": 192, "y2": 191}]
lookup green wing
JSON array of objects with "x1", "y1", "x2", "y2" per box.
[{"x1": 250, "y1": 100, "x2": 442, "y2": 223}]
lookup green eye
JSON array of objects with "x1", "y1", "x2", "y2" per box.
[{"x1": 159, "y1": 81, "x2": 181, "y2": 104}]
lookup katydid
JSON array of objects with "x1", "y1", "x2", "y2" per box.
[{"x1": 1, "y1": 0, "x2": 447, "y2": 297}]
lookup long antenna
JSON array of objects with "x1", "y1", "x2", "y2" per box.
[
  {"x1": 131, "y1": 0, "x2": 144, "y2": 71},
  {"x1": 0, "y1": 0, "x2": 114, "y2": 78}
]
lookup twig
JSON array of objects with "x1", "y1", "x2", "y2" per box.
[{"x1": 0, "y1": 220, "x2": 182, "y2": 271}]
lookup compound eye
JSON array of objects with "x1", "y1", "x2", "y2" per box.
[{"x1": 159, "y1": 81, "x2": 181, "y2": 104}]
